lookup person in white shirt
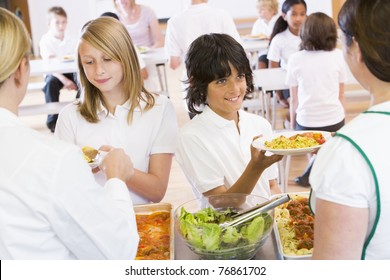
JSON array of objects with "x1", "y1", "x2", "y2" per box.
[
  {"x1": 310, "y1": 0, "x2": 390, "y2": 259},
  {"x1": 165, "y1": 0, "x2": 241, "y2": 118},
  {"x1": 267, "y1": 0, "x2": 307, "y2": 108},
  {"x1": 39, "y1": 6, "x2": 79, "y2": 133},
  {"x1": 176, "y1": 33, "x2": 282, "y2": 199},
  {"x1": 0, "y1": 8, "x2": 139, "y2": 259},
  {"x1": 55, "y1": 17, "x2": 178, "y2": 205},
  {"x1": 286, "y1": 12, "x2": 347, "y2": 186},
  {"x1": 250, "y1": 0, "x2": 280, "y2": 69}
]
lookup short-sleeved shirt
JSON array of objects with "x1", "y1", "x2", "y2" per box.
[
  {"x1": 176, "y1": 106, "x2": 278, "y2": 199},
  {"x1": 125, "y1": 5, "x2": 159, "y2": 47},
  {"x1": 39, "y1": 32, "x2": 77, "y2": 59},
  {"x1": 165, "y1": 3, "x2": 241, "y2": 59},
  {"x1": 251, "y1": 14, "x2": 279, "y2": 37},
  {"x1": 267, "y1": 28, "x2": 301, "y2": 69},
  {"x1": 55, "y1": 94, "x2": 178, "y2": 204},
  {"x1": 310, "y1": 102, "x2": 390, "y2": 259},
  {"x1": 286, "y1": 49, "x2": 347, "y2": 127}
]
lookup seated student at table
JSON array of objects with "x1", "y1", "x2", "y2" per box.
[
  {"x1": 55, "y1": 17, "x2": 178, "y2": 205},
  {"x1": 310, "y1": 0, "x2": 390, "y2": 260},
  {"x1": 39, "y1": 6, "x2": 79, "y2": 133},
  {"x1": 250, "y1": 0, "x2": 280, "y2": 69},
  {"x1": 176, "y1": 33, "x2": 283, "y2": 199},
  {"x1": 113, "y1": 0, "x2": 164, "y2": 92},
  {"x1": 0, "y1": 8, "x2": 138, "y2": 259}
]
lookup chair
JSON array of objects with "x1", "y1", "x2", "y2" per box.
[
  {"x1": 253, "y1": 68, "x2": 290, "y2": 192},
  {"x1": 253, "y1": 68, "x2": 289, "y2": 129}
]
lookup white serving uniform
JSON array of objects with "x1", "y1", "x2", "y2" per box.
[
  {"x1": 286, "y1": 49, "x2": 347, "y2": 127},
  {"x1": 267, "y1": 28, "x2": 301, "y2": 69},
  {"x1": 176, "y1": 106, "x2": 278, "y2": 199},
  {"x1": 310, "y1": 102, "x2": 390, "y2": 259},
  {"x1": 0, "y1": 108, "x2": 139, "y2": 259},
  {"x1": 55, "y1": 94, "x2": 178, "y2": 204}
]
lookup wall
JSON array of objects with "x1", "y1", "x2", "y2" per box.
[{"x1": 27, "y1": 0, "x2": 333, "y2": 56}]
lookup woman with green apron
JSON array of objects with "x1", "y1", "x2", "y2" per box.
[{"x1": 309, "y1": 0, "x2": 390, "y2": 259}]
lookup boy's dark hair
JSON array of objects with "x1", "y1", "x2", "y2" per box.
[
  {"x1": 300, "y1": 12, "x2": 337, "y2": 51},
  {"x1": 48, "y1": 6, "x2": 67, "y2": 18},
  {"x1": 185, "y1": 33, "x2": 254, "y2": 115},
  {"x1": 100, "y1": 12, "x2": 119, "y2": 20}
]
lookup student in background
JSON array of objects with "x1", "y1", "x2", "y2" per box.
[
  {"x1": 55, "y1": 17, "x2": 178, "y2": 205},
  {"x1": 165, "y1": 0, "x2": 241, "y2": 118},
  {"x1": 113, "y1": 0, "x2": 163, "y2": 48},
  {"x1": 250, "y1": 0, "x2": 279, "y2": 69},
  {"x1": 176, "y1": 33, "x2": 282, "y2": 199},
  {"x1": 39, "y1": 6, "x2": 79, "y2": 133},
  {"x1": 113, "y1": 0, "x2": 163, "y2": 92},
  {"x1": 0, "y1": 7, "x2": 139, "y2": 259},
  {"x1": 310, "y1": 0, "x2": 390, "y2": 259},
  {"x1": 286, "y1": 12, "x2": 347, "y2": 187},
  {"x1": 267, "y1": 0, "x2": 307, "y2": 108}
]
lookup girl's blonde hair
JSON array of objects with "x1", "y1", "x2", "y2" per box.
[
  {"x1": 77, "y1": 17, "x2": 154, "y2": 123},
  {"x1": 257, "y1": 0, "x2": 279, "y2": 14},
  {"x1": 0, "y1": 8, "x2": 31, "y2": 87}
]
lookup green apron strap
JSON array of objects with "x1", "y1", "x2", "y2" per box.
[
  {"x1": 335, "y1": 132, "x2": 381, "y2": 260},
  {"x1": 363, "y1": 110, "x2": 390, "y2": 116}
]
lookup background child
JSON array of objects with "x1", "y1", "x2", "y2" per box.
[
  {"x1": 286, "y1": 12, "x2": 347, "y2": 186},
  {"x1": 39, "y1": 6, "x2": 79, "y2": 133},
  {"x1": 250, "y1": 0, "x2": 279, "y2": 69},
  {"x1": 55, "y1": 17, "x2": 178, "y2": 204},
  {"x1": 267, "y1": 0, "x2": 307, "y2": 108}
]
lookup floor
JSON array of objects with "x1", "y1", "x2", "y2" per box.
[{"x1": 20, "y1": 64, "x2": 371, "y2": 210}]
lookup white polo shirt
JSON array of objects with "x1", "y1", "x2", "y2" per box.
[
  {"x1": 251, "y1": 14, "x2": 279, "y2": 37},
  {"x1": 267, "y1": 28, "x2": 301, "y2": 69},
  {"x1": 55, "y1": 94, "x2": 178, "y2": 204},
  {"x1": 286, "y1": 49, "x2": 347, "y2": 127},
  {"x1": 39, "y1": 32, "x2": 77, "y2": 59},
  {"x1": 165, "y1": 3, "x2": 241, "y2": 59},
  {"x1": 176, "y1": 106, "x2": 278, "y2": 199}
]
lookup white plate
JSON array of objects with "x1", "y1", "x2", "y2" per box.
[
  {"x1": 242, "y1": 34, "x2": 268, "y2": 41},
  {"x1": 252, "y1": 130, "x2": 332, "y2": 156},
  {"x1": 60, "y1": 55, "x2": 75, "y2": 62}
]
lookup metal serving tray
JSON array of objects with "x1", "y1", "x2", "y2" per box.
[{"x1": 133, "y1": 202, "x2": 174, "y2": 260}]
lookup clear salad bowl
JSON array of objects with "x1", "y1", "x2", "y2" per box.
[{"x1": 174, "y1": 193, "x2": 274, "y2": 260}]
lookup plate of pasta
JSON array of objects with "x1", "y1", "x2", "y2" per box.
[
  {"x1": 273, "y1": 192, "x2": 313, "y2": 260},
  {"x1": 252, "y1": 130, "x2": 331, "y2": 155}
]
